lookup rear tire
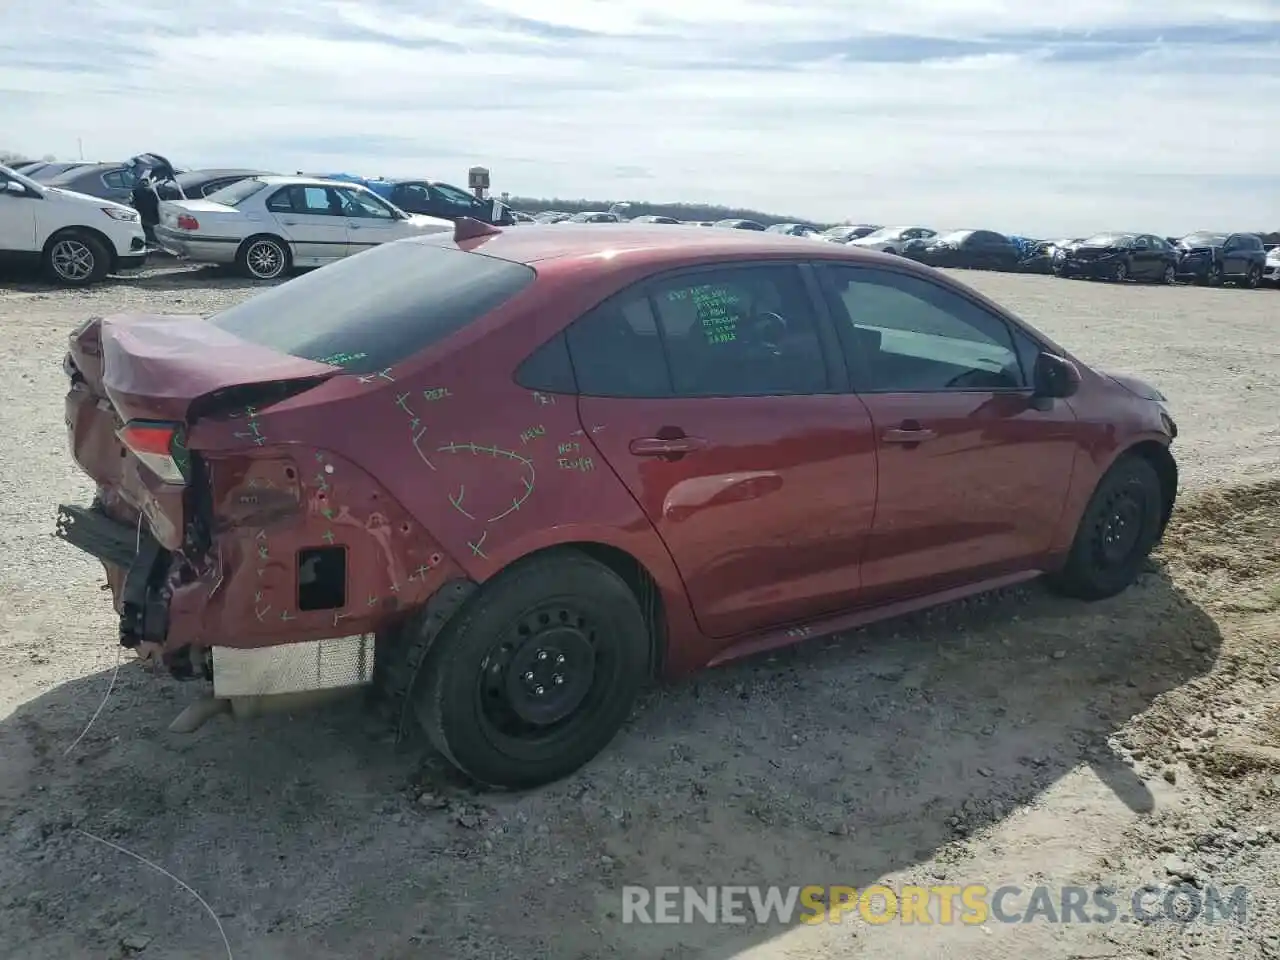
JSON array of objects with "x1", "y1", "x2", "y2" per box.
[
  {"x1": 413, "y1": 549, "x2": 650, "y2": 789},
  {"x1": 236, "y1": 235, "x2": 290, "y2": 280},
  {"x1": 1162, "y1": 264, "x2": 1176, "y2": 285},
  {"x1": 1046, "y1": 455, "x2": 1165, "y2": 601},
  {"x1": 43, "y1": 230, "x2": 110, "y2": 286}
]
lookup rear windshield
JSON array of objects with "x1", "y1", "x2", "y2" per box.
[
  {"x1": 205, "y1": 177, "x2": 268, "y2": 206},
  {"x1": 208, "y1": 241, "x2": 536, "y2": 374},
  {"x1": 1179, "y1": 232, "x2": 1226, "y2": 247}
]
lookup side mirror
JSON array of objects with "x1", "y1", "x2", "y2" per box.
[
  {"x1": 1033, "y1": 352, "x2": 1081, "y2": 399},
  {"x1": 3, "y1": 180, "x2": 27, "y2": 196}
]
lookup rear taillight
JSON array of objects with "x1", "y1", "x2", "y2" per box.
[
  {"x1": 176, "y1": 214, "x2": 199, "y2": 231},
  {"x1": 117, "y1": 420, "x2": 190, "y2": 484}
]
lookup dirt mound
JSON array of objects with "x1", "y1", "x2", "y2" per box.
[{"x1": 1158, "y1": 478, "x2": 1280, "y2": 611}]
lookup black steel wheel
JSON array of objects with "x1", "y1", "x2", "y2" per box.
[
  {"x1": 1046, "y1": 454, "x2": 1167, "y2": 601},
  {"x1": 413, "y1": 549, "x2": 650, "y2": 789}
]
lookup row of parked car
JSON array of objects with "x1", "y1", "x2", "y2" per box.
[
  {"x1": 503, "y1": 215, "x2": 1280, "y2": 289},
  {"x1": 3, "y1": 155, "x2": 1278, "y2": 288}
]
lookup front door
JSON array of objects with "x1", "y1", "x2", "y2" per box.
[
  {"x1": 1221, "y1": 236, "x2": 1248, "y2": 277},
  {"x1": 334, "y1": 185, "x2": 413, "y2": 252},
  {"x1": 814, "y1": 262, "x2": 1080, "y2": 603},
  {"x1": 0, "y1": 176, "x2": 38, "y2": 253},
  {"x1": 570, "y1": 261, "x2": 877, "y2": 640},
  {"x1": 264, "y1": 184, "x2": 351, "y2": 264}
]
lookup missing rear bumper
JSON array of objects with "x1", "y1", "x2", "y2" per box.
[{"x1": 55, "y1": 502, "x2": 146, "y2": 569}]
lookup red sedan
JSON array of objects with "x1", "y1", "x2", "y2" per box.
[{"x1": 56, "y1": 219, "x2": 1178, "y2": 789}]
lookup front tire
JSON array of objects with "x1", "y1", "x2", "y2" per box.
[
  {"x1": 236, "y1": 235, "x2": 290, "y2": 280},
  {"x1": 44, "y1": 231, "x2": 110, "y2": 286},
  {"x1": 414, "y1": 550, "x2": 650, "y2": 789},
  {"x1": 1245, "y1": 266, "x2": 1261, "y2": 289},
  {"x1": 1046, "y1": 455, "x2": 1165, "y2": 601},
  {"x1": 1112, "y1": 260, "x2": 1129, "y2": 282}
]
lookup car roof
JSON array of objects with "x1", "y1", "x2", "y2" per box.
[
  {"x1": 251, "y1": 174, "x2": 373, "y2": 189},
  {"x1": 48, "y1": 162, "x2": 122, "y2": 178},
  {"x1": 421, "y1": 222, "x2": 944, "y2": 271}
]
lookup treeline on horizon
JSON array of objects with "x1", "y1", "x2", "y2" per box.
[{"x1": 507, "y1": 196, "x2": 1280, "y2": 245}]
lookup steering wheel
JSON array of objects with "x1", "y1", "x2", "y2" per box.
[
  {"x1": 943, "y1": 365, "x2": 1019, "y2": 390},
  {"x1": 748, "y1": 311, "x2": 788, "y2": 354}
]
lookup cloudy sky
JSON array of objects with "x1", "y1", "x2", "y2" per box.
[{"x1": 3, "y1": 0, "x2": 1279, "y2": 235}]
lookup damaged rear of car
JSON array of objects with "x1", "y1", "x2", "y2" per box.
[{"x1": 55, "y1": 236, "x2": 536, "y2": 698}]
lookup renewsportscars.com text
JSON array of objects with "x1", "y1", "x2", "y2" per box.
[{"x1": 621, "y1": 884, "x2": 1249, "y2": 926}]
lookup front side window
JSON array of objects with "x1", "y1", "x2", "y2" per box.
[
  {"x1": 336, "y1": 186, "x2": 396, "y2": 219},
  {"x1": 818, "y1": 265, "x2": 1025, "y2": 393},
  {"x1": 565, "y1": 264, "x2": 828, "y2": 399}
]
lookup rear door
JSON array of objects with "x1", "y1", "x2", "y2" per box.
[
  {"x1": 263, "y1": 185, "x2": 351, "y2": 262},
  {"x1": 571, "y1": 261, "x2": 878, "y2": 641},
  {"x1": 813, "y1": 262, "x2": 1079, "y2": 603}
]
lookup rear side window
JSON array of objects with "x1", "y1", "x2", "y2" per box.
[{"x1": 208, "y1": 243, "x2": 536, "y2": 374}]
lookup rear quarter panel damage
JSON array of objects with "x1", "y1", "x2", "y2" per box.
[{"x1": 165, "y1": 435, "x2": 463, "y2": 652}]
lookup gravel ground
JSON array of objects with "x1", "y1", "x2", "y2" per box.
[{"x1": 1, "y1": 263, "x2": 1278, "y2": 960}]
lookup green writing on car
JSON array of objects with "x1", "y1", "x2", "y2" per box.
[
  {"x1": 313, "y1": 351, "x2": 369, "y2": 367},
  {"x1": 671, "y1": 284, "x2": 740, "y2": 344}
]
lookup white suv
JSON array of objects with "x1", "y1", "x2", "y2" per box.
[
  {"x1": 0, "y1": 163, "x2": 148, "y2": 285},
  {"x1": 1265, "y1": 244, "x2": 1280, "y2": 287}
]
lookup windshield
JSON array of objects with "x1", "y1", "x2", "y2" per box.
[
  {"x1": 936, "y1": 230, "x2": 972, "y2": 244},
  {"x1": 1179, "y1": 232, "x2": 1227, "y2": 247},
  {"x1": 1083, "y1": 233, "x2": 1132, "y2": 246},
  {"x1": 861, "y1": 227, "x2": 898, "y2": 240},
  {"x1": 209, "y1": 242, "x2": 536, "y2": 375},
  {"x1": 205, "y1": 178, "x2": 269, "y2": 206}
]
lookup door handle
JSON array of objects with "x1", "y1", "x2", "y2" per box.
[
  {"x1": 629, "y1": 436, "x2": 708, "y2": 456},
  {"x1": 882, "y1": 426, "x2": 937, "y2": 444},
  {"x1": 281, "y1": 220, "x2": 299, "y2": 226},
  {"x1": 349, "y1": 224, "x2": 361, "y2": 229}
]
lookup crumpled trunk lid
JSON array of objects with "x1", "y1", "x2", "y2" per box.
[{"x1": 65, "y1": 313, "x2": 337, "y2": 550}]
